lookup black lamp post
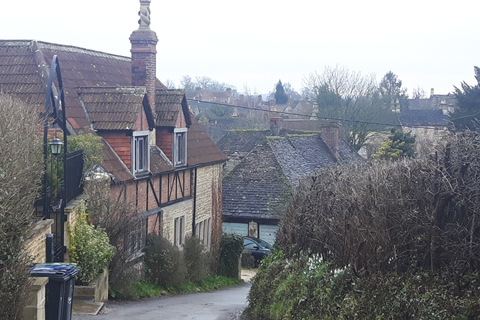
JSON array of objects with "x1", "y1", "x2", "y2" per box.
[{"x1": 42, "y1": 55, "x2": 68, "y2": 262}]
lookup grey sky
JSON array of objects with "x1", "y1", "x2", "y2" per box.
[{"x1": 1, "y1": 0, "x2": 478, "y2": 96}]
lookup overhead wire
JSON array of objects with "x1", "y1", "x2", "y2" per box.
[{"x1": 188, "y1": 99, "x2": 451, "y2": 130}]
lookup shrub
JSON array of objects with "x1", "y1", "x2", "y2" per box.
[
  {"x1": 219, "y1": 233, "x2": 244, "y2": 278},
  {"x1": 144, "y1": 233, "x2": 186, "y2": 288},
  {"x1": 83, "y1": 178, "x2": 139, "y2": 299},
  {"x1": 69, "y1": 209, "x2": 115, "y2": 284},
  {"x1": 241, "y1": 250, "x2": 255, "y2": 269},
  {"x1": 245, "y1": 250, "x2": 480, "y2": 320},
  {"x1": 183, "y1": 236, "x2": 209, "y2": 282}
]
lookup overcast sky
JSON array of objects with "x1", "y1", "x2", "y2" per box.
[{"x1": 1, "y1": 0, "x2": 478, "y2": 96}]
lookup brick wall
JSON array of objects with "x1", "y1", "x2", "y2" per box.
[
  {"x1": 102, "y1": 132, "x2": 131, "y2": 169},
  {"x1": 156, "y1": 128, "x2": 173, "y2": 160},
  {"x1": 130, "y1": 28, "x2": 158, "y2": 113}
]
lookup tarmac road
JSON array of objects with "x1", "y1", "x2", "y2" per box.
[{"x1": 72, "y1": 282, "x2": 251, "y2": 320}]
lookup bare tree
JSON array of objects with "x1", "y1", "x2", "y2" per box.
[
  {"x1": 304, "y1": 66, "x2": 395, "y2": 151},
  {"x1": 180, "y1": 75, "x2": 195, "y2": 93},
  {"x1": 164, "y1": 79, "x2": 176, "y2": 89},
  {"x1": 412, "y1": 86, "x2": 426, "y2": 99}
]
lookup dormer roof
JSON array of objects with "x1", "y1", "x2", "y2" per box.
[
  {"x1": 78, "y1": 86, "x2": 154, "y2": 131},
  {"x1": 155, "y1": 89, "x2": 191, "y2": 127}
]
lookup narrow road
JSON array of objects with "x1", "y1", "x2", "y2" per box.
[{"x1": 72, "y1": 282, "x2": 251, "y2": 320}]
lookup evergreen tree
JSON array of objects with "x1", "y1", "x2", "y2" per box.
[
  {"x1": 379, "y1": 71, "x2": 409, "y2": 110},
  {"x1": 373, "y1": 129, "x2": 415, "y2": 161},
  {"x1": 451, "y1": 66, "x2": 480, "y2": 130},
  {"x1": 274, "y1": 80, "x2": 288, "y2": 104}
]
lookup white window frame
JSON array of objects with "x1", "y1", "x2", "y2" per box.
[
  {"x1": 173, "y1": 128, "x2": 187, "y2": 167},
  {"x1": 195, "y1": 218, "x2": 211, "y2": 249},
  {"x1": 174, "y1": 216, "x2": 185, "y2": 247},
  {"x1": 132, "y1": 131, "x2": 150, "y2": 175}
]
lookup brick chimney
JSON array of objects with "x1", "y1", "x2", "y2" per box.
[
  {"x1": 130, "y1": 0, "x2": 158, "y2": 109},
  {"x1": 321, "y1": 123, "x2": 339, "y2": 157}
]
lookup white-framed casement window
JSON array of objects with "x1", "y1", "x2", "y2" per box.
[
  {"x1": 173, "y1": 128, "x2": 187, "y2": 167},
  {"x1": 132, "y1": 131, "x2": 150, "y2": 175},
  {"x1": 174, "y1": 216, "x2": 185, "y2": 247},
  {"x1": 195, "y1": 218, "x2": 211, "y2": 249}
]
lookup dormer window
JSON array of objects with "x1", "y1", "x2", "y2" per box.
[
  {"x1": 174, "y1": 128, "x2": 187, "y2": 167},
  {"x1": 132, "y1": 131, "x2": 150, "y2": 175}
]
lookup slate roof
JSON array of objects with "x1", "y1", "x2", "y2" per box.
[
  {"x1": 217, "y1": 130, "x2": 271, "y2": 156},
  {"x1": 399, "y1": 109, "x2": 449, "y2": 127},
  {"x1": 222, "y1": 140, "x2": 289, "y2": 220},
  {"x1": 221, "y1": 130, "x2": 362, "y2": 220},
  {"x1": 408, "y1": 95, "x2": 457, "y2": 111}
]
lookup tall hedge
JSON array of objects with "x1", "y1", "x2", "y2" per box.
[
  {"x1": 277, "y1": 131, "x2": 480, "y2": 275},
  {"x1": 0, "y1": 94, "x2": 43, "y2": 319}
]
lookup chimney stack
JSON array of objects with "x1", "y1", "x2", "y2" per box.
[
  {"x1": 130, "y1": 0, "x2": 158, "y2": 109},
  {"x1": 321, "y1": 123, "x2": 339, "y2": 157}
]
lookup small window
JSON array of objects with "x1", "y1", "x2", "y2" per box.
[
  {"x1": 132, "y1": 131, "x2": 150, "y2": 174},
  {"x1": 126, "y1": 218, "x2": 146, "y2": 257},
  {"x1": 174, "y1": 216, "x2": 185, "y2": 247},
  {"x1": 174, "y1": 128, "x2": 187, "y2": 166}
]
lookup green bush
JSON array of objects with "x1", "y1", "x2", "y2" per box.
[
  {"x1": 144, "y1": 233, "x2": 186, "y2": 288},
  {"x1": 69, "y1": 211, "x2": 115, "y2": 284},
  {"x1": 183, "y1": 236, "x2": 209, "y2": 282},
  {"x1": 219, "y1": 233, "x2": 244, "y2": 278},
  {"x1": 245, "y1": 250, "x2": 480, "y2": 320}
]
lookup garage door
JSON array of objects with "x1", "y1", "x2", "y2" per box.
[
  {"x1": 222, "y1": 222, "x2": 248, "y2": 236},
  {"x1": 259, "y1": 225, "x2": 277, "y2": 245}
]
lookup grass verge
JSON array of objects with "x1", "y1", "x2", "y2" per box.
[{"x1": 131, "y1": 275, "x2": 244, "y2": 299}]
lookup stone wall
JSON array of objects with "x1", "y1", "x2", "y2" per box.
[{"x1": 25, "y1": 219, "x2": 54, "y2": 264}]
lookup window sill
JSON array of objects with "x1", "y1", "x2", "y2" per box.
[{"x1": 134, "y1": 171, "x2": 152, "y2": 179}]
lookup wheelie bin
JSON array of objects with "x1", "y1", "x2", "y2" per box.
[{"x1": 30, "y1": 263, "x2": 79, "y2": 320}]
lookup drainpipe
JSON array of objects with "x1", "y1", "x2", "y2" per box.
[{"x1": 192, "y1": 167, "x2": 198, "y2": 236}]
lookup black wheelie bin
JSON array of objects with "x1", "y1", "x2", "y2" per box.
[{"x1": 30, "y1": 263, "x2": 79, "y2": 320}]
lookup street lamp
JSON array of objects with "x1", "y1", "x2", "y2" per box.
[{"x1": 49, "y1": 138, "x2": 63, "y2": 156}]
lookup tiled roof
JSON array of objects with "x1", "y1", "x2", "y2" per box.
[
  {"x1": 0, "y1": 40, "x2": 167, "y2": 131},
  {"x1": 0, "y1": 40, "x2": 226, "y2": 181},
  {"x1": 408, "y1": 95, "x2": 457, "y2": 111},
  {"x1": 101, "y1": 139, "x2": 135, "y2": 181},
  {"x1": 216, "y1": 130, "x2": 271, "y2": 156},
  {"x1": 78, "y1": 87, "x2": 150, "y2": 130},
  {"x1": 399, "y1": 109, "x2": 449, "y2": 127},
  {"x1": 155, "y1": 89, "x2": 191, "y2": 127},
  {"x1": 268, "y1": 135, "x2": 337, "y2": 187},
  {"x1": 222, "y1": 141, "x2": 289, "y2": 220},
  {"x1": 221, "y1": 131, "x2": 363, "y2": 220},
  {"x1": 187, "y1": 115, "x2": 228, "y2": 167}
]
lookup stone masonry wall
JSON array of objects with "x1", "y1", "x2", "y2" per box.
[{"x1": 25, "y1": 219, "x2": 54, "y2": 264}]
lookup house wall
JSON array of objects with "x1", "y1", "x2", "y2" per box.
[
  {"x1": 195, "y1": 163, "x2": 223, "y2": 251},
  {"x1": 162, "y1": 199, "x2": 194, "y2": 243},
  {"x1": 108, "y1": 164, "x2": 225, "y2": 250},
  {"x1": 102, "y1": 132, "x2": 132, "y2": 169},
  {"x1": 404, "y1": 126, "x2": 450, "y2": 156},
  {"x1": 156, "y1": 128, "x2": 173, "y2": 160}
]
